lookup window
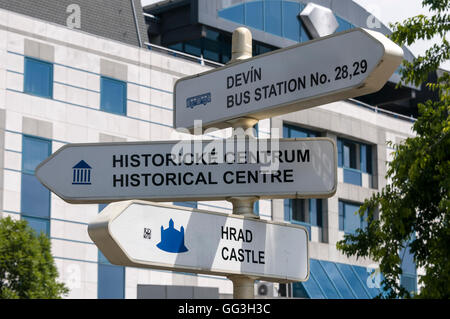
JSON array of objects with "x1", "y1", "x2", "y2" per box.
[
  {"x1": 98, "y1": 251, "x2": 125, "y2": 299},
  {"x1": 284, "y1": 198, "x2": 322, "y2": 228},
  {"x1": 338, "y1": 200, "x2": 367, "y2": 235},
  {"x1": 400, "y1": 235, "x2": 417, "y2": 295},
  {"x1": 337, "y1": 138, "x2": 373, "y2": 186},
  {"x1": 169, "y1": 29, "x2": 233, "y2": 64},
  {"x1": 203, "y1": 30, "x2": 220, "y2": 62},
  {"x1": 24, "y1": 57, "x2": 53, "y2": 98},
  {"x1": 253, "y1": 201, "x2": 259, "y2": 216},
  {"x1": 264, "y1": 0, "x2": 282, "y2": 37},
  {"x1": 184, "y1": 39, "x2": 202, "y2": 57},
  {"x1": 218, "y1": 3, "x2": 244, "y2": 24},
  {"x1": 173, "y1": 201, "x2": 198, "y2": 209},
  {"x1": 245, "y1": 1, "x2": 264, "y2": 30},
  {"x1": 400, "y1": 274, "x2": 417, "y2": 295},
  {"x1": 97, "y1": 205, "x2": 125, "y2": 299},
  {"x1": 335, "y1": 16, "x2": 355, "y2": 33},
  {"x1": 283, "y1": 123, "x2": 321, "y2": 236},
  {"x1": 309, "y1": 259, "x2": 341, "y2": 298},
  {"x1": 336, "y1": 263, "x2": 370, "y2": 298},
  {"x1": 282, "y1": 1, "x2": 302, "y2": 42},
  {"x1": 100, "y1": 76, "x2": 127, "y2": 115},
  {"x1": 283, "y1": 123, "x2": 317, "y2": 139},
  {"x1": 252, "y1": 41, "x2": 277, "y2": 56},
  {"x1": 21, "y1": 135, "x2": 51, "y2": 236},
  {"x1": 295, "y1": 259, "x2": 385, "y2": 299},
  {"x1": 218, "y1": 1, "x2": 312, "y2": 43}
]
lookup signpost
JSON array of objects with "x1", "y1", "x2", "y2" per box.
[
  {"x1": 35, "y1": 138, "x2": 337, "y2": 204},
  {"x1": 174, "y1": 28, "x2": 404, "y2": 132},
  {"x1": 88, "y1": 200, "x2": 309, "y2": 282},
  {"x1": 36, "y1": 26, "x2": 403, "y2": 299}
]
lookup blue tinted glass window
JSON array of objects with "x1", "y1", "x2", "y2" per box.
[
  {"x1": 353, "y1": 265, "x2": 381, "y2": 298},
  {"x1": 337, "y1": 139, "x2": 343, "y2": 167},
  {"x1": 22, "y1": 135, "x2": 51, "y2": 174},
  {"x1": 168, "y1": 43, "x2": 183, "y2": 51},
  {"x1": 400, "y1": 244, "x2": 416, "y2": 275},
  {"x1": 173, "y1": 201, "x2": 198, "y2": 209},
  {"x1": 336, "y1": 263, "x2": 370, "y2": 298},
  {"x1": 218, "y1": 4, "x2": 244, "y2": 24},
  {"x1": 340, "y1": 201, "x2": 361, "y2": 234},
  {"x1": 291, "y1": 198, "x2": 306, "y2": 222},
  {"x1": 321, "y1": 260, "x2": 355, "y2": 298},
  {"x1": 98, "y1": 263, "x2": 125, "y2": 299},
  {"x1": 292, "y1": 281, "x2": 309, "y2": 298},
  {"x1": 245, "y1": 1, "x2": 264, "y2": 30},
  {"x1": 98, "y1": 250, "x2": 111, "y2": 264},
  {"x1": 339, "y1": 139, "x2": 357, "y2": 169},
  {"x1": 21, "y1": 174, "x2": 51, "y2": 219},
  {"x1": 184, "y1": 39, "x2": 202, "y2": 57},
  {"x1": 366, "y1": 145, "x2": 372, "y2": 174},
  {"x1": 338, "y1": 138, "x2": 373, "y2": 185},
  {"x1": 285, "y1": 198, "x2": 319, "y2": 239},
  {"x1": 360, "y1": 144, "x2": 367, "y2": 172},
  {"x1": 282, "y1": 1, "x2": 301, "y2": 41},
  {"x1": 23, "y1": 216, "x2": 50, "y2": 236},
  {"x1": 335, "y1": 16, "x2": 352, "y2": 33},
  {"x1": 254, "y1": 201, "x2": 259, "y2": 216},
  {"x1": 401, "y1": 274, "x2": 417, "y2": 295},
  {"x1": 310, "y1": 259, "x2": 340, "y2": 298},
  {"x1": 203, "y1": 39, "x2": 220, "y2": 61},
  {"x1": 300, "y1": 271, "x2": 326, "y2": 298},
  {"x1": 24, "y1": 57, "x2": 53, "y2": 98},
  {"x1": 283, "y1": 199, "x2": 291, "y2": 221},
  {"x1": 21, "y1": 135, "x2": 51, "y2": 224},
  {"x1": 339, "y1": 201, "x2": 344, "y2": 231},
  {"x1": 264, "y1": 0, "x2": 282, "y2": 36},
  {"x1": 310, "y1": 199, "x2": 322, "y2": 227},
  {"x1": 100, "y1": 76, "x2": 127, "y2": 115},
  {"x1": 283, "y1": 124, "x2": 317, "y2": 138},
  {"x1": 400, "y1": 240, "x2": 417, "y2": 295},
  {"x1": 99, "y1": 204, "x2": 108, "y2": 212},
  {"x1": 300, "y1": 24, "x2": 312, "y2": 43},
  {"x1": 343, "y1": 168, "x2": 362, "y2": 186}
]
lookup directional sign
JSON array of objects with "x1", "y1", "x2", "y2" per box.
[
  {"x1": 88, "y1": 200, "x2": 309, "y2": 282},
  {"x1": 35, "y1": 138, "x2": 337, "y2": 204},
  {"x1": 174, "y1": 28, "x2": 404, "y2": 132}
]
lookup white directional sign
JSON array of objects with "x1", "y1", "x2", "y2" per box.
[
  {"x1": 174, "y1": 28, "x2": 403, "y2": 132},
  {"x1": 88, "y1": 200, "x2": 309, "y2": 282},
  {"x1": 36, "y1": 138, "x2": 336, "y2": 204}
]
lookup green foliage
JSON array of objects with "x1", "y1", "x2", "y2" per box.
[
  {"x1": 337, "y1": 0, "x2": 450, "y2": 299},
  {"x1": 389, "y1": 1, "x2": 450, "y2": 87},
  {"x1": 0, "y1": 217, "x2": 69, "y2": 299}
]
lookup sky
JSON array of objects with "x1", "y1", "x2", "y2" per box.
[{"x1": 141, "y1": 0, "x2": 449, "y2": 70}]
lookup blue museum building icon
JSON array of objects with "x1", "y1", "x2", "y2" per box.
[
  {"x1": 72, "y1": 160, "x2": 92, "y2": 185},
  {"x1": 157, "y1": 219, "x2": 188, "y2": 253}
]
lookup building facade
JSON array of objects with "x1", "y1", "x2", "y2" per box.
[{"x1": 0, "y1": 0, "x2": 423, "y2": 298}]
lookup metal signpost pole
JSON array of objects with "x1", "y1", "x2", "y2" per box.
[{"x1": 226, "y1": 27, "x2": 258, "y2": 299}]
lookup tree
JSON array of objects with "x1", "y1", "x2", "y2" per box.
[
  {"x1": 0, "y1": 217, "x2": 69, "y2": 298},
  {"x1": 336, "y1": 0, "x2": 450, "y2": 298}
]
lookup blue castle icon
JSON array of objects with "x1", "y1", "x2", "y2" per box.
[{"x1": 156, "y1": 219, "x2": 188, "y2": 253}]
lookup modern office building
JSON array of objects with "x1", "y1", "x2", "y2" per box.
[{"x1": 0, "y1": 0, "x2": 429, "y2": 298}]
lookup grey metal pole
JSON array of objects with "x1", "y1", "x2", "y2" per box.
[
  {"x1": 228, "y1": 275, "x2": 258, "y2": 299},
  {"x1": 225, "y1": 27, "x2": 259, "y2": 299}
]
